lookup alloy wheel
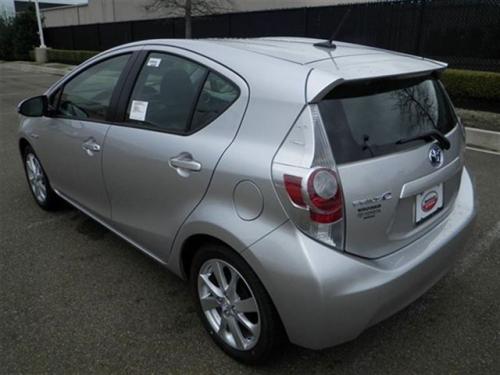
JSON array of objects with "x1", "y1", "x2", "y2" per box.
[
  {"x1": 25, "y1": 153, "x2": 47, "y2": 203},
  {"x1": 197, "y1": 259, "x2": 261, "y2": 351}
]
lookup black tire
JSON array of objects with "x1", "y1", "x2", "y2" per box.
[
  {"x1": 190, "y1": 243, "x2": 285, "y2": 365},
  {"x1": 22, "y1": 145, "x2": 62, "y2": 211}
]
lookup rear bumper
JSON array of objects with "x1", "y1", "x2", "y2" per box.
[{"x1": 243, "y1": 167, "x2": 476, "y2": 350}]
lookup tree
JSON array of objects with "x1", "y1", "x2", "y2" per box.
[
  {"x1": 0, "y1": 4, "x2": 37, "y2": 60},
  {"x1": 146, "y1": 0, "x2": 232, "y2": 39},
  {"x1": 12, "y1": 4, "x2": 38, "y2": 60},
  {"x1": 0, "y1": 15, "x2": 15, "y2": 60}
]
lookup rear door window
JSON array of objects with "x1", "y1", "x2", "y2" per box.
[
  {"x1": 318, "y1": 77, "x2": 457, "y2": 164},
  {"x1": 126, "y1": 52, "x2": 208, "y2": 133}
]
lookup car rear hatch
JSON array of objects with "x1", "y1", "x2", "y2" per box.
[{"x1": 316, "y1": 74, "x2": 464, "y2": 258}]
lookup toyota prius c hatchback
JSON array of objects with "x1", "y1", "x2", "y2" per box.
[{"x1": 17, "y1": 38, "x2": 476, "y2": 363}]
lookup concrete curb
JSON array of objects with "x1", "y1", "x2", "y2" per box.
[
  {"x1": 466, "y1": 127, "x2": 500, "y2": 153},
  {"x1": 1, "y1": 62, "x2": 74, "y2": 76}
]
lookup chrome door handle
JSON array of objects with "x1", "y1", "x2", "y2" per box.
[
  {"x1": 82, "y1": 138, "x2": 101, "y2": 155},
  {"x1": 82, "y1": 143, "x2": 101, "y2": 152},
  {"x1": 169, "y1": 152, "x2": 202, "y2": 176}
]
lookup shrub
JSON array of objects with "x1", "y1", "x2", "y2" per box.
[
  {"x1": 0, "y1": 15, "x2": 15, "y2": 60},
  {"x1": 46, "y1": 49, "x2": 99, "y2": 65},
  {"x1": 0, "y1": 5, "x2": 37, "y2": 60},
  {"x1": 442, "y1": 69, "x2": 500, "y2": 102},
  {"x1": 12, "y1": 4, "x2": 38, "y2": 60}
]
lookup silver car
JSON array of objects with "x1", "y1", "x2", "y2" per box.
[{"x1": 17, "y1": 37, "x2": 476, "y2": 363}]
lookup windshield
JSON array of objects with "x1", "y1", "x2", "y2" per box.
[{"x1": 318, "y1": 77, "x2": 457, "y2": 164}]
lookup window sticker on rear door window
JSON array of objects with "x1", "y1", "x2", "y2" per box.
[
  {"x1": 129, "y1": 100, "x2": 148, "y2": 121},
  {"x1": 146, "y1": 58, "x2": 162, "y2": 67}
]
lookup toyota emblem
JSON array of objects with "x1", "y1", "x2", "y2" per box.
[{"x1": 429, "y1": 144, "x2": 443, "y2": 168}]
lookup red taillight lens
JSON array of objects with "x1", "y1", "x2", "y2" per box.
[
  {"x1": 284, "y1": 174, "x2": 305, "y2": 207},
  {"x1": 307, "y1": 168, "x2": 343, "y2": 223},
  {"x1": 283, "y1": 168, "x2": 343, "y2": 224}
]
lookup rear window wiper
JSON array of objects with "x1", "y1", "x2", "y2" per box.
[{"x1": 396, "y1": 130, "x2": 451, "y2": 150}]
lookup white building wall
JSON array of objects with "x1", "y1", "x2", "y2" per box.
[{"x1": 42, "y1": 0, "x2": 377, "y2": 27}]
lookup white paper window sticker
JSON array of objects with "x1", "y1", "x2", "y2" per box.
[
  {"x1": 129, "y1": 100, "x2": 149, "y2": 122},
  {"x1": 147, "y1": 57, "x2": 162, "y2": 67}
]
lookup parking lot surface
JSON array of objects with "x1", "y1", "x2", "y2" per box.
[{"x1": 1, "y1": 65, "x2": 499, "y2": 374}]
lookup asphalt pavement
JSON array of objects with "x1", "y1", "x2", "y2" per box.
[{"x1": 0, "y1": 64, "x2": 499, "y2": 374}]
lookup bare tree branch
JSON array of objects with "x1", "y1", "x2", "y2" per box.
[{"x1": 145, "y1": 0, "x2": 233, "y2": 38}]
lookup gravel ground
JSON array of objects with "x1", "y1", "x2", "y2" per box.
[{"x1": 1, "y1": 65, "x2": 499, "y2": 374}]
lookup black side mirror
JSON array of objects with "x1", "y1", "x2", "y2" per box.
[{"x1": 17, "y1": 95, "x2": 48, "y2": 117}]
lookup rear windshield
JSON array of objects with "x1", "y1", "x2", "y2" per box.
[{"x1": 318, "y1": 76, "x2": 457, "y2": 164}]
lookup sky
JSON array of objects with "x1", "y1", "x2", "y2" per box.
[
  {"x1": 0, "y1": 0, "x2": 14, "y2": 17},
  {"x1": 0, "y1": 0, "x2": 87, "y2": 17}
]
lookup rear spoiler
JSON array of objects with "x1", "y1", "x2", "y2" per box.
[
  {"x1": 306, "y1": 65, "x2": 447, "y2": 104},
  {"x1": 306, "y1": 69, "x2": 344, "y2": 103}
]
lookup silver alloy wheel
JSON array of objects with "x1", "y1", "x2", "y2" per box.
[
  {"x1": 198, "y1": 259, "x2": 261, "y2": 351},
  {"x1": 25, "y1": 153, "x2": 47, "y2": 203}
]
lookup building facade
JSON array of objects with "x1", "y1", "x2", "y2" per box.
[
  {"x1": 42, "y1": 0, "x2": 376, "y2": 27},
  {"x1": 14, "y1": 1, "x2": 83, "y2": 13}
]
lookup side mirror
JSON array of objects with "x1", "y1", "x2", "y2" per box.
[{"x1": 17, "y1": 95, "x2": 48, "y2": 117}]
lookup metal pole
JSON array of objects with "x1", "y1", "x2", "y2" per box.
[{"x1": 34, "y1": 0, "x2": 46, "y2": 48}]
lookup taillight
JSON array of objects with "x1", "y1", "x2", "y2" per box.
[
  {"x1": 307, "y1": 168, "x2": 342, "y2": 223},
  {"x1": 272, "y1": 105, "x2": 345, "y2": 250},
  {"x1": 283, "y1": 168, "x2": 343, "y2": 224},
  {"x1": 283, "y1": 174, "x2": 305, "y2": 207}
]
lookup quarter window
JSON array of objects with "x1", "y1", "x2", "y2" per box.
[
  {"x1": 58, "y1": 54, "x2": 130, "y2": 121},
  {"x1": 191, "y1": 72, "x2": 239, "y2": 132},
  {"x1": 126, "y1": 52, "x2": 208, "y2": 133}
]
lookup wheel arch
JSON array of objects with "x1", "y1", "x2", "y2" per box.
[
  {"x1": 19, "y1": 137, "x2": 31, "y2": 157},
  {"x1": 178, "y1": 233, "x2": 236, "y2": 280},
  {"x1": 177, "y1": 230, "x2": 290, "y2": 347}
]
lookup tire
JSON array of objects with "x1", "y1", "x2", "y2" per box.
[
  {"x1": 22, "y1": 145, "x2": 61, "y2": 211},
  {"x1": 190, "y1": 243, "x2": 285, "y2": 364}
]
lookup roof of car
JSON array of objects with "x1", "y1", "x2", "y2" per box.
[
  {"x1": 95, "y1": 37, "x2": 447, "y2": 102},
  {"x1": 114, "y1": 37, "x2": 444, "y2": 69},
  {"x1": 208, "y1": 37, "x2": 396, "y2": 65},
  {"x1": 208, "y1": 37, "x2": 445, "y2": 68}
]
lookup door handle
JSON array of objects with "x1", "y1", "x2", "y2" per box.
[
  {"x1": 82, "y1": 138, "x2": 101, "y2": 156},
  {"x1": 169, "y1": 152, "x2": 202, "y2": 176}
]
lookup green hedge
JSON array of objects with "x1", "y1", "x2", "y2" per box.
[
  {"x1": 44, "y1": 49, "x2": 100, "y2": 65},
  {"x1": 442, "y1": 69, "x2": 500, "y2": 102}
]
